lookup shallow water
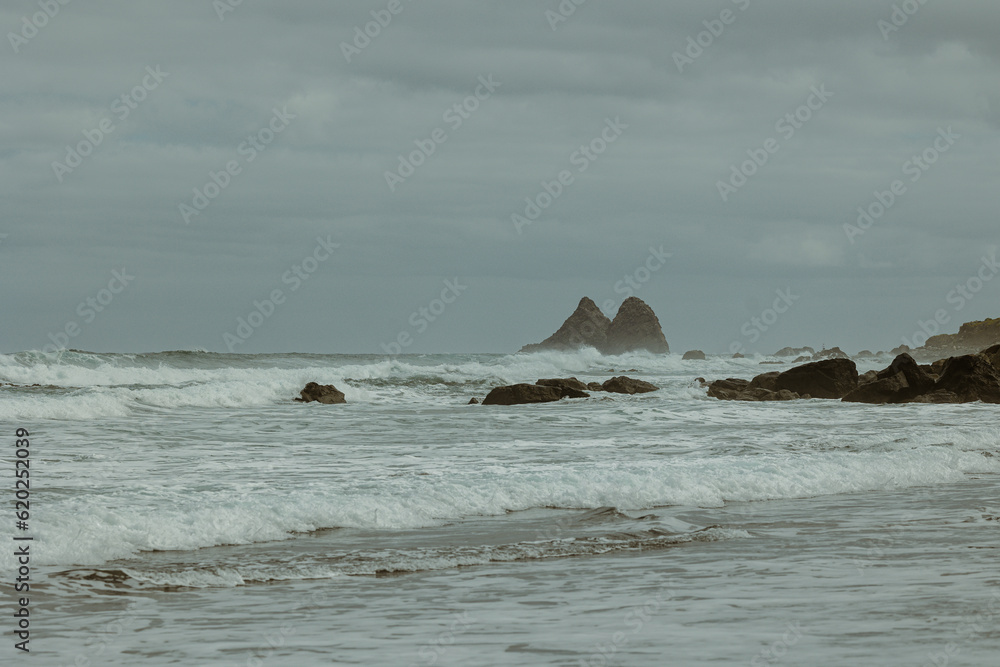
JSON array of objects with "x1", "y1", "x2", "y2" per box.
[{"x1": 1, "y1": 350, "x2": 998, "y2": 665}]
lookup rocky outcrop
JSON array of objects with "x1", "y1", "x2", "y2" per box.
[
  {"x1": 773, "y1": 359, "x2": 858, "y2": 399},
  {"x1": 587, "y1": 382, "x2": 605, "y2": 392},
  {"x1": 706, "y1": 346, "x2": 1000, "y2": 405},
  {"x1": 482, "y1": 384, "x2": 566, "y2": 405},
  {"x1": 602, "y1": 376, "x2": 659, "y2": 394},
  {"x1": 519, "y1": 297, "x2": 611, "y2": 353},
  {"x1": 295, "y1": 382, "x2": 346, "y2": 404},
  {"x1": 920, "y1": 318, "x2": 1000, "y2": 357},
  {"x1": 603, "y1": 297, "x2": 670, "y2": 355},
  {"x1": 682, "y1": 350, "x2": 706, "y2": 360}
]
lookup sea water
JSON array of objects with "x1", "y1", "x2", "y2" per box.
[{"x1": 1, "y1": 349, "x2": 998, "y2": 665}]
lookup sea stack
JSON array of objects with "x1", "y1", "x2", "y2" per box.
[
  {"x1": 519, "y1": 297, "x2": 611, "y2": 353},
  {"x1": 520, "y1": 296, "x2": 669, "y2": 355},
  {"x1": 602, "y1": 297, "x2": 670, "y2": 355}
]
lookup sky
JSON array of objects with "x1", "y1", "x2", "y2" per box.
[{"x1": 2, "y1": 0, "x2": 999, "y2": 355}]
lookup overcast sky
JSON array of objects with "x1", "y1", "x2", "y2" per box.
[{"x1": 2, "y1": 0, "x2": 998, "y2": 355}]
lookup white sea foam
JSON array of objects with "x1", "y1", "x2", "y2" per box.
[{"x1": 13, "y1": 445, "x2": 998, "y2": 569}]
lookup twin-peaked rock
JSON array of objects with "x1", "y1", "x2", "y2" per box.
[{"x1": 520, "y1": 297, "x2": 669, "y2": 354}]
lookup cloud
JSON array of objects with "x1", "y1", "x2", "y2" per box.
[{"x1": 1, "y1": 0, "x2": 999, "y2": 354}]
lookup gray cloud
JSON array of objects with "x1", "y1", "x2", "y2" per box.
[{"x1": 2, "y1": 0, "x2": 998, "y2": 355}]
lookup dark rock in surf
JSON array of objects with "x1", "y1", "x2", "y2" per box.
[
  {"x1": 707, "y1": 378, "x2": 750, "y2": 400},
  {"x1": 933, "y1": 353, "x2": 1000, "y2": 404},
  {"x1": 587, "y1": 382, "x2": 605, "y2": 392},
  {"x1": 602, "y1": 376, "x2": 659, "y2": 395},
  {"x1": 537, "y1": 377, "x2": 589, "y2": 392},
  {"x1": 748, "y1": 371, "x2": 781, "y2": 392},
  {"x1": 482, "y1": 383, "x2": 566, "y2": 406},
  {"x1": 842, "y1": 354, "x2": 936, "y2": 404},
  {"x1": 468, "y1": 397, "x2": 480, "y2": 404},
  {"x1": 706, "y1": 375, "x2": 802, "y2": 401},
  {"x1": 682, "y1": 350, "x2": 706, "y2": 360},
  {"x1": 858, "y1": 370, "x2": 878, "y2": 385},
  {"x1": 295, "y1": 382, "x2": 346, "y2": 404},
  {"x1": 773, "y1": 358, "x2": 859, "y2": 399}
]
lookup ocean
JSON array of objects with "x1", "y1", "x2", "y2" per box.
[{"x1": 1, "y1": 349, "x2": 999, "y2": 666}]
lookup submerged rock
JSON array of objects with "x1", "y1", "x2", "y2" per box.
[
  {"x1": 468, "y1": 397, "x2": 480, "y2": 405},
  {"x1": 602, "y1": 376, "x2": 659, "y2": 395},
  {"x1": 295, "y1": 382, "x2": 346, "y2": 404},
  {"x1": 682, "y1": 350, "x2": 706, "y2": 360}
]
